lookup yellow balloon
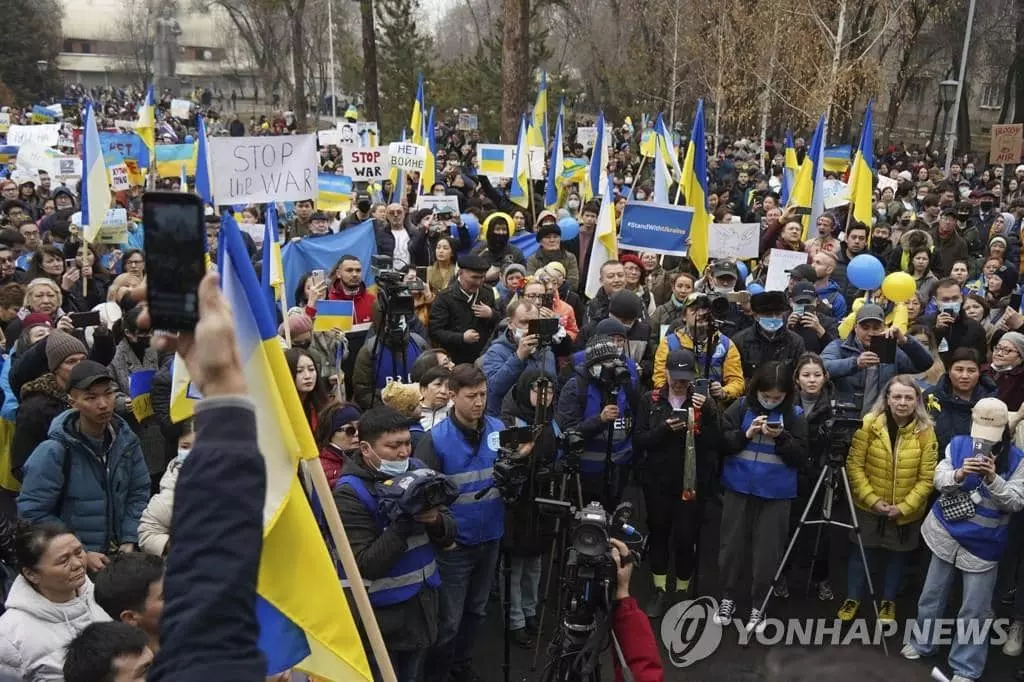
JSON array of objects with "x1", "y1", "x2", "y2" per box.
[{"x1": 881, "y1": 272, "x2": 916, "y2": 303}]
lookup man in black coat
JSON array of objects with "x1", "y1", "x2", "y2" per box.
[
  {"x1": 427, "y1": 255, "x2": 498, "y2": 365},
  {"x1": 731, "y1": 290, "x2": 806, "y2": 378},
  {"x1": 786, "y1": 281, "x2": 838, "y2": 355},
  {"x1": 921, "y1": 277, "x2": 988, "y2": 369}
]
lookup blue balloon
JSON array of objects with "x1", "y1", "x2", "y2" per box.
[
  {"x1": 736, "y1": 261, "x2": 749, "y2": 280},
  {"x1": 460, "y1": 213, "x2": 481, "y2": 244},
  {"x1": 846, "y1": 254, "x2": 885, "y2": 291},
  {"x1": 747, "y1": 283, "x2": 765, "y2": 295},
  {"x1": 184, "y1": 135, "x2": 194, "y2": 144},
  {"x1": 557, "y1": 217, "x2": 580, "y2": 241}
]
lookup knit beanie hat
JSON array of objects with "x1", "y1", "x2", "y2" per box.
[
  {"x1": 1000, "y1": 331, "x2": 1024, "y2": 359},
  {"x1": 329, "y1": 404, "x2": 362, "y2": 434},
  {"x1": 584, "y1": 335, "x2": 621, "y2": 367},
  {"x1": 46, "y1": 330, "x2": 88, "y2": 371},
  {"x1": 279, "y1": 312, "x2": 313, "y2": 338},
  {"x1": 22, "y1": 312, "x2": 52, "y2": 332},
  {"x1": 381, "y1": 381, "x2": 421, "y2": 416}
]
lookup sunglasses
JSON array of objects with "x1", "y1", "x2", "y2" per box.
[{"x1": 339, "y1": 424, "x2": 358, "y2": 436}]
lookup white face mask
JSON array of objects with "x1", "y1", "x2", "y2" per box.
[
  {"x1": 177, "y1": 448, "x2": 191, "y2": 464},
  {"x1": 758, "y1": 392, "x2": 784, "y2": 410}
]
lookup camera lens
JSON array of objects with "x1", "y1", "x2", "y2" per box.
[{"x1": 572, "y1": 523, "x2": 608, "y2": 558}]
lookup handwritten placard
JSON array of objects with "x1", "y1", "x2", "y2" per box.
[
  {"x1": 990, "y1": 123, "x2": 1024, "y2": 165},
  {"x1": 708, "y1": 222, "x2": 760, "y2": 260},
  {"x1": 7, "y1": 124, "x2": 60, "y2": 147},
  {"x1": 209, "y1": 134, "x2": 318, "y2": 204},
  {"x1": 388, "y1": 142, "x2": 427, "y2": 172},
  {"x1": 340, "y1": 146, "x2": 389, "y2": 181},
  {"x1": 765, "y1": 248, "x2": 809, "y2": 292}
]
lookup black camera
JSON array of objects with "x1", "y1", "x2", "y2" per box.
[
  {"x1": 596, "y1": 358, "x2": 631, "y2": 387},
  {"x1": 371, "y1": 254, "x2": 415, "y2": 321},
  {"x1": 375, "y1": 469, "x2": 459, "y2": 522},
  {"x1": 824, "y1": 400, "x2": 862, "y2": 466}
]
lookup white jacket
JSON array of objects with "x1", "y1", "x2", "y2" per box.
[
  {"x1": 0, "y1": 575, "x2": 111, "y2": 680},
  {"x1": 138, "y1": 460, "x2": 180, "y2": 556}
]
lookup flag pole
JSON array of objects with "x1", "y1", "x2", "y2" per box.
[
  {"x1": 80, "y1": 240, "x2": 88, "y2": 297},
  {"x1": 279, "y1": 281, "x2": 292, "y2": 348},
  {"x1": 633, "y1": 156, "x2": 647, "y2": 194},
  {"x1": 303, "y1": 458, "x2": 398, "y2": 682}
]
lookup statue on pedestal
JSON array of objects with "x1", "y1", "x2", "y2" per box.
[{"x1": 154, "y1": 2, "x2": 183, "y2": 80}]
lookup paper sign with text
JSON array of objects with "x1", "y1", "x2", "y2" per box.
[
  {"x1": 341, "y1": 146, "x2": 389, "y2": 181},
  {"x1": 765, "y1": 248, "x2": 809, "y2": 292},
  {"x1": 415, "y1": 195, "x2": 461, "y2": 215},
  {"x1": 170, "y1": 99, "x2": 192, "y2": 119},
  {"x1": 990, "y1": 124, "x2": 1024, "y2": 165},
  {"x1": 109, "y1": 164, "x2": 130, "y2": 191},
  {"x1": 617, "y1": 202, "x2": 694, "y2": 256},
  {"x1": 388, "y1": 142, "x2": 427, "y2": 172},
  {"x1": 7, "y1": 124, "x2": 60, "y2": 148},
  {"x1": 209, "y1": 135, "x2": 318, "y2": 204},
  {"x1": 709, "y1": 223, "x2": 760, "y2": 260}
]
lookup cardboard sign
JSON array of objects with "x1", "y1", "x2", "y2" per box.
[
  {"x1": 7, "y1": 124, "x2": 60, "y2": 147},
  {"x1": 990, "y1": 123, "x2": 1024, "y2": 165},
  {"x1": 318, "y1": 128, "x2": 343, "y2": 147},
  {"x1": 109, "y1": 164, "x2": 130, "y2": 191},
  {"x1": 170, "y1": 99, "x2": 192, "y2": 119},
  {"x1": 765, "y1": 248, "x2": 809, "y2": 292},
  {"x1": 457, "y1": 113, "x2": 479, "y2": 130},
  {"x1": 340, "y1": 146, "x2": 388, "y2": 181},
  {"x1": 708, "y1": 222, "x2": 761, "y2": 260},
  {"x1": 209, "y1": 135, "x2": 318, "y2": 204},
  {"x1": 93, "y1": 209, "x2": 129, "y2": 244},
  {"x1": 388, "y1": 142, "x2": 427, "y2": 172},
  {"x1": 415, "y1": 195, "x2": 461, "y2": 215}
]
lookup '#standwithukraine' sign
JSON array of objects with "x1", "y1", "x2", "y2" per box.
[{"x1": 617, "y1": 202, "x2": 695, "y2": 256}]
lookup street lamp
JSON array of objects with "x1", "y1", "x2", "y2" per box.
[{"x1": 938, "y1": 78, "x2": 958, "y2": 158}]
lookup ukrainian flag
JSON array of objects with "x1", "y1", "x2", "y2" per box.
[
  {"x1": 421, "y1": 106, "x2": 436, "y2": 194},
  {"x1": 823, "y1": 145, "x2": 853, "y2": 174},
  {"x1": 313, "y1": 300, "x2": 354, "y2": 332},
  {"x1": 681, "y1": 100, "x2": 710, "y2": 271},
  {"x1": 789, "y1": 114, "x2": 825, "y2": 239},
  {"x1": 479, "y1": 146, "x2": 507, "y2": 176},
  {"x1": 318, "y1": 174, "x2": 353, "y2": 212},
  {"x1": 81, "y1": 101, "x2": 109, "y2": 244},
  {"x1": 544, "y1": 103, "x2": 564, "y2": 210},
  {"x1": 169, "y1": 354, "x2": 200, "y2": 423},
  {"x1": 654, "y1": 113, "x2": 682, "y2": 180},
  {"x1": 527, "y1": 70, "x2": 547, "y2": 149},
  {"x1": 586, "y1": 111, "x2": 608, "y2": 201},
  {"x1": 128, "y1": 369, "x2": 156, "y2": 422},
  {"x1": 219, "y1": 217, "x2": 372, "y2": 680},
  {"x1": 779, "y1": 131, "x2": 797, "y2": 207},
  {"x1": 137, "y1": 85, "x2": 156, "y2": 164},
  {"x1": 410, "y1": 74, "x2": 425, "y2": 146},
  {"x1": 156, "y1": 144, "x2": 197, "y2": 178},
  {"x1": 583, "y1": 164, "x2": 618, "y2": 298},
  {"x1": 0, "y1": 146, "x2": 18, "y2": 166},
  {"x1": 846, "y1": 101, "x2": 874, "y2": 226},
  {"x1": 195, "y1": 114, "x2": 213, "y2": 205},
  {"x1": 281, "y1": 219, "x2": 377, "y2": 302},
  {"x1": 30, "y1": 106, "x2": 55, "y2": 123},
  {"x1": 261, "y1": 203, "x2": 285, "y2": 316},
  {"x1": 561, "y1": 157, "x2": 588, "y2": 186},
  {"x1": 0, "y1": 356, "x2": 21, "y2": 491},
  {"x1": 509, "y1": 115, "x2": 531, "y2": 209}
]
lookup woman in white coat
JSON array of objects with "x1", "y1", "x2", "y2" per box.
[
  {"x1": 0, "y1": 523, "x2": 110, "y2": 680},
  {"x1": 138, "y1": 420, "x2": 194, "y2": 556}
]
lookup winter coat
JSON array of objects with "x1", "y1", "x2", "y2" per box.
[
  {"x1": 109, "y1": 339, "x2": 166, "y2": 474},
  {"x1": 319, "y1": 443, "x2": 350, "y2": 489},
  {"x1": 846, "y1": 412, "x2": 937, "y2": 524},
  {"x1": 527, "y1": 248, "x2": 580, "y2": 292},
  {"x1": 652, "y1": 329, "x2": 745, "y2": 397},
  {"x1": 427, "y1": 282, "x2": 498, "y2": 365},
  {"x1": 821, "y1": 334, "x2": 934, "y2": 409},
  {"x1": 633, "y1": 388, "x2": 720, "y2": 494},
  {"x1": 983, "y1": 363, "x2": 1024, "y2": 411},
  {"x1": 925, "y1": 374, "x2": 998, "y2": 458},
  {"x1": 0, "y1": 576, "x2": 111, "y2": 681},
  {"x1": 327, "y1": 282, "x2": 376, "y2": 324},
  {"x1": 649, "y1": 300, "x2": 687, "y2": 349},
  {"x1": 138, "y1": 459, "x2": 180, "y2": 557},
  {"x1": 577, "y1": 318, "x2": 654, "y2": 381},
  {"x1": 613, "y1": 597, "x2": 664, "y2": 682},
  {"x1": 11, "y1": 374, "x2": 68, "y2": 482},
  {"x1": 932, "y1": 228, "x2": 969, "y2": 277},
  {"x1": 17, "y1": 411, "x2": 151, "y2": 552},
  {"x1": 481, "y1": 332, "x2": 557, "y2": 416},
  {"x1": 332, "y1": 454, "x2": 456, "y2": 651},
  {"x1": 731, "y1": 324, "x2": 806, "y2": 378}
]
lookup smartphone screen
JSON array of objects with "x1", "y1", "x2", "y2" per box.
[
  {"x1": 68, "y1": 311, "x2": 101, "y2": 328},
  {"x1": 1011, "y1": 292, "x2": 1022, "y2": 311},
  {"x1": 416, "y1": 266, "x2": 428, "y2": 282},
  {"x1": 143, "y1": 192, "x2": 205, "y2": 331}
]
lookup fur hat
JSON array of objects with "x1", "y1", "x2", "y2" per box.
[{"x1": 381, "y1": 381, "x2": 421, "y2": 416}]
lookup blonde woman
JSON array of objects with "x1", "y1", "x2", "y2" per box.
[{"x1": 839, "y1": 375, "x2": 937, "y2": 624}]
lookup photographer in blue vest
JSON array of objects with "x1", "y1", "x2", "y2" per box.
[
  {"x1": 556, "y1": 333, "x2": 639, "y2": 509},
  {"x1": 333, "y1": 406, "x2": 456, "y2": 682},
  {"x1": 416, "y1": 364, "x2": 508, "y2": 682},
  {"x1": 903, "y1": 397, "x2": 1024, "y2": 681},
  {"x1": 351, "y1": 314, "x2": 429, "y2": 410}
]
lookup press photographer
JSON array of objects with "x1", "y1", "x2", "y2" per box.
[
  {"x1": 332, "y1": 406, "x2": 457, "y2": 682},
  {"x1": 634, "y1": 348, "x2": 721, "y2": 617},
  {"x1": 556, "y1": 335, "x2": 639, "y2": 509}
]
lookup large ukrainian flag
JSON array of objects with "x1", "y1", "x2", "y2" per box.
[{"x1": 219, "y1": 216, "x2": 372, "y2": 680}]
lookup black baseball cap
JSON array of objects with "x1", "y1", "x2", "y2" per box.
[
  {"x1": 667, "y1": 349, "x2": 698, "y2": 381},
  {"x1": 788, "y1": 264, "x2": 817, "y2": 282},
  {"x1": 68, "y1": 360, "x2": 113, "y2": 392},
  {"x1": 457, "y1": 254, "x2": 490, "y2": 272},
  {"x1": 790, "y1": 281, "x2": 817, "y2": 304}
]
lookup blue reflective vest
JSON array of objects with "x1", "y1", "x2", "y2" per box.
[
  {"x1": 933, "y1": 436, "x2": 1024, "y2": 562},
  {"x1": 372, "y1": 334, "x2": 426, "y2": 389},
  {"x1": 431, "y1": 416, "x2": 505, "y2": 545},
  {"x1": 335, "y1": 459, "x2": 441, "y2": 607},
  {"x1": 580, "y1": 362, "x2": 638, "y2": 474},
  {"x1": 720, "y1": 401, "x2": 799, "y2": 499},
  {"x1": 666, "y1": 333, "x2": 731, "y2": 385}
]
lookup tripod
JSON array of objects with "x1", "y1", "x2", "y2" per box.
[
  {"x1": 368, "y1": 314, "x2": 410, "y2": 408},
  {"x1": 755, "y1": 456, "x2": 889, "y2": 655}
]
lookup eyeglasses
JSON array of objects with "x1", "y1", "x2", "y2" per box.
[
  {"x1": 339, "y1": 424, "x2": 358, "y2": 437},
  {"x1": 523, "y1": 293, "x2": 544, "y2": 300},
  {"x1": 994, "y1": 345, "x2": 1019, "y2": 356}
]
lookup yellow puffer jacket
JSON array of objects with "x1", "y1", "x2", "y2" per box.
[{"x1": 845, "y1": 412, "x2": 937, "y2": 524}]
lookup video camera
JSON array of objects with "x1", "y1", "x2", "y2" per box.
[
  {"x1": 594, "y1": 357, "x2": 631, "y2": 389},
  {"x1": 376, "y1": 468, "x2": 459, "y2": 522},
  {"x1": 690, "y1": 291, "x2": 731, "y2": 321},
  {"x1": 824, "y1": 400, "x2": 862, "y2": 466},
  {"x1": 487, "y1": 419, "x2": 586, "y2": 503},
  {"x1": 370, "y1": 255, "x2": 415, "y2": 339}
]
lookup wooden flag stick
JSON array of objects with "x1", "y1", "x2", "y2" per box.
[
  {"x1": 303, "y1": 457, "x2": 397, "y2": 682},
  {"x1": 80, "y1": 239, "x2": 88, "y2": 297}
]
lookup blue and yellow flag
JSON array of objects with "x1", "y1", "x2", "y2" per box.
[
  {"x1": 509, "y1": 115, "x2": 531, "y2": 209},
  {"x1": 155, "y1": 144, "x2": 197, "y2": 178},
  {"x1": 478, "y1": 147, "x2": 507, "y2": 176},
  {"x1": 779, "y1": 131, "x2": 797, "y2": 207},
  {"x1": 137, "y1": 85, "x2": 156, "y2": 165},
  {"x1": 587, "y1": 112, "x2": 607, "y2": 201},
  {"x1": 195, "y1": 114, "x2": 213, "y2": 205},
  {"x1": 527, "y1": 70, "x2": 548, "y2": 149},
  {"x1": 313, "y1": 300, "x2": 354, "y2": 332},
  {"x1": 681, "y1": 100, "x2": 710, "y2": 271},
  {"x1": 823, "y1": 145, "x2": 852, "y2": 174},
  {"x1": 410, "y1": 74, "x2": 425, "y2": 147},
  {"x1": 544, "y1": 102, "x2": 565, "y2": 211},
  {"x1": 128, "y1": 369, "x2": 156, "y2": 422},
  {"x1": 847, "y1": 101, "x2": 875, "y2": 226},
  {"x1": 654, "y1": 113, "x2": 682, "y2": 180},
  {"x1": 218, "y1": 217, "x2": 372, "y2": 680},
  {"x1": 318, "y1": 174, "x2": 353, "y2": 212},
  {"x1": 261, "y1": 203, "x2": 285, "y2": 315},
  {"x1": 789, "y1": 114, "x2": 825, "y2": 238},
  {"x1": 281, "y1": 219, "x2": 377, "y2": 303},
  {"x1": 421, "y1": 106, "x2": 436, "y2": 194}
]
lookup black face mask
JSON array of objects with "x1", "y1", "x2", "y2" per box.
[
  {"x1": 871, "y1": 238, "x2": 890, "y2": 253},
  {"x1": 357, "y1": 200, "x2": 371, "y2": 213},
  {"x1": 293, "y1": 339, "x2": 311, "y2": 349},
  {"x1": 487, "y1": 231, "x2": 509, "y2": 251},
  {"x1": 980, "y1": 201, "x2": 994, "y2": 212}
]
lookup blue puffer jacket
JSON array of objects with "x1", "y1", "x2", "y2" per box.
[
  {"x1": 821, "y1": 334, "x2": 934, "y2": 410},
  {"x1": 480, "y1": 331, "x2": 557, "y2": 416},
  {"x1": 17, "y1": 410, "x2": 151, "y2": 552}
]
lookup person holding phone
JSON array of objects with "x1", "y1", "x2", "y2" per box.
[
  {"x1": 921, "y1": 278, "x2": 988, "y2": 368},
  {"x1": 59, "y1": 244, "x2": 112, "y2": 313},
  {"x1": 903, "y1": 398, "x2": 1024, "y2": 681},
  {"x1": 715, "y1": 361, "x2": 807, "y2": 632},
  {"x1": 840, "y1": 376, "x2": 937, "y2": 624},
  {"x1": 480, "y1": 299, "x2": 557, "y2": 417}
]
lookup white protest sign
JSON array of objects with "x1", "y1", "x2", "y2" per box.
[
  {"x1": 708, "y1": 223, "x2": 761, "y2": 260},
  {"x1": 209, "y1": 134, "x2": 318, "y2": 204},
  {"x1": 7, "y1": 124, "x2": 60, "y2": 147},
  {"x1": 877, "y1": 174, "x2": 898, "y2": 194},
  {"x1": 15, "y1": 144, "x2": 53, "y2": 175},
  {"x1": 388, "y1": 142, "x2": 427, "y2": 172},
  {"x1": 0, "y1": 113, "x2": 9, "y2": 133},
  {"x1": 416, "y1": 195, "x2": 460, "y2": 215},
  {"x1": 335, "y1": 122, "x2": 359, "y2": 146},
  {"x1": 457, "y1": 113, "x2": 479, "y2": 130},
  {"x1": 765, "y1": 248, "x2": 810, "y2": 292},
  {"x1": 576, "y1": 124, "x2": 614, "y2": 151},
  {"x1": 56, "y1": 157, "x2": 82, "y2": 179},
  {"x1": 92, "y1": 209, "x2": 129, "y2": 244},
  {"x1": 109, "y1": 164, "x2": 130, "y2": 191},
  {"x1": 341, "y1": 146, "x2": 388, "y2": 181},
  {"x1": 822, "y1": 178, "x2": 850, "y2": 209},
  {"x1": 479, "y1": 144, "x2": 544, "y2": 179},
  {"x1": 170, "y1": 99, "x2": 192, "y2": 119},
  {"x1": 240, "y1": 223, "x2": 265, "y2": 247},
  {"x1": 45, "y1": 103, "x2": 63, "y2": 119},
  {"x1": 318, "y1": 128, "x2": 343, "y2": 147}
]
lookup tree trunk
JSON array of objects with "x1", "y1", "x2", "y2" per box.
[
  {"x1": 360, "y1": 0, "x2": 380, "y2": 125},
  {"x1": 289, "y1": 0, "x2": 309, "y2": 131},
  {"x1": 500, "y1": 0, "x2": 528, "y2": 143}
]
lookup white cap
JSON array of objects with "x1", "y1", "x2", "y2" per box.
[
  {"x1": 971, "y1": 397, "x2": 1010, "y2": 442},
  {"x1": 1016, "y1": 165, "x2": 1024, "y2": 173},
  {"x1": 898, "y1": 170, "x2": 913, "y2": 182}
]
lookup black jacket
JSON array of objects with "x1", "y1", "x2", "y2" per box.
[
  {"x1": 333, "y1": 454, "x2": 456, "y2": 651},
  {"x1": 731, "y1": 324, "x2": 807, "y2": 378},
  {"x1": 427, "y1": 282, "x2": 498, "y2": 365},
  {"x1": 11, "y1": 373, "x2": 67, "y2": 481},
  {"x1": 150, "y1": 397, "x2": 266, "y2": 681},
  {"x1": 633, "y1": 389, "x2": 720, "y2": 494},
  {"x1": 576, "y1": 318, "x2": 654, "y2": 382},
  {"x1": 9, "y1": 328, "x2": 115, "y2": 396},
  {"x1": 919, "y1": 311, "x2": 988, "y2": 369},
  {"x1": 375, "y1": 222, "x2": 423, "y2": 268},
  {"x1": 788, "y1": 307, "x2": 838, "y2": 355}
]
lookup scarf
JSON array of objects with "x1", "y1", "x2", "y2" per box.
[{"x1": 681, "y1": 405, "x2": 702, "y2": 501}]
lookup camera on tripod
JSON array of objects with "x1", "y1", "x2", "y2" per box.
[
  {"x1": 824, "y1": 400, "x2": 862, "y2": 466},
  {"x1": 371, "y1": 255, "x2": 415, "y2": 344}
]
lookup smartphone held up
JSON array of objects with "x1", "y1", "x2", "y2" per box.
[{"x1": 142, "y1": 192, "x2": 206, "y2": 332}]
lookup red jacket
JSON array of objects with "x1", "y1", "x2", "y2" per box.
[
  {"x1": 319, "y1": 443, "x2": 346, "y2": 489},
  {"x1": 328, "y1": 283, "x2": 376, "y2": 324},
  {"x1": 613, "y1": 597, "x2": 664, "y2": 682}
]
